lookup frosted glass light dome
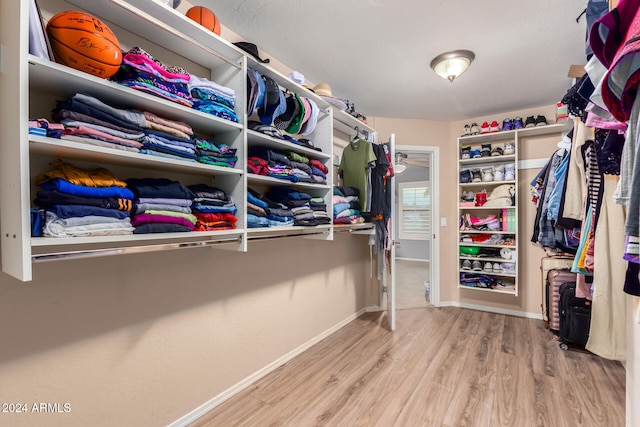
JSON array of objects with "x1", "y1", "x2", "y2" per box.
[{"x1": 430, "y1": 50, "x2": 475, "y2": 82}]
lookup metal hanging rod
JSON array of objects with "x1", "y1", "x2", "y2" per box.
[
  {"x1": 247, "y1": 230, "x2": 329, "y2": 241},
  {"x1": 32, "y1": 236, "x2": 243, "y2": 262}
]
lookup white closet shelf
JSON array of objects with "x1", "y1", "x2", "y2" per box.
[
  {"x1": 459, "y1": 256, "x2": 516, "y2": 263},
  {"x1": 460, "y1": 206, "x2": 516, "y2": 210},
  {"x1": 459, "y1": 155, "x2": 516, "y2": 165},
  {"x1": 30, "y1": 136, "x2": 243, "y2": 177},
  {"x1": 459, "y1": 230, "x2": 515, "y2": 235},
  {"x1": 458, "y1": 269, "x2": 517, "y2": 278},
  {"x1": 459, "y1": 243, "x2": 517, "y2": 249},
  {"x1": 332, "y1": 107, "x2": 375, "y2": 135},
  {"x1": 459, "y1": 123, "x2": 566, "y2": 143},
  {"x1": 247, "y1": 130, "x2": 332, "y2": 160},
  {"x1": 28, "y1": 56, "x2": 243, "y2": 135},
  {"x1": 459, "y1": 180, "x2": 516, "y2": 188},
  {"x1": 459, "y1": 284, "x2": 517, "y2": 295},
  {"x1": 66, "y1": 0, "x2": 244, "y2": 69},
  {"x1": 247, "y1": 174, "x2": 330, "y2": 189}
]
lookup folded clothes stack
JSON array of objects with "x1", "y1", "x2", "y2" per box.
[
  {"x1": 188, "y1": 184, "x2": 237, "y2": 231},
  {"x1": 246, "y1": 188, "x2": 295, "y2": 228},
  {"x1": 332, "y1": 186, "x2": 364, "y2": 225},
  {"x1": 33, "y1": 160, "x2": 134, "y2": 237},
  {"x1": 189, "y1": 75, "x2": 238, "y2": 123},
  {"x1": 53, "y1": 92, "x2": 146, "y2": 152},
  {"x1": 126, "y1": 177, "x2": 196, "y2": 234},
  {"x1": 267, "y1": 187, "x2": 330, "y2": 227},
  {"x1": 248, "y1": 146, "x2": 327, "y2": 184},
  {"x1": 111, "y1": 46, "x2": 194, "y2": 108}
]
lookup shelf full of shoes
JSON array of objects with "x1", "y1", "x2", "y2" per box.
[
  {"x1": 457, "y1": 115, "x2": 567, "y2": 295},
  {"x1": 241, "y1": 54, "x2": 335, "y2": 240},
  {"x1": 1, "y1": 0, "x2": 251, "y2": 281}
]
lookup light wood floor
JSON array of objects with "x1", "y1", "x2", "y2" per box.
[
  {"x1": 395, "y1": 259, "x2": 431, "y2": 310},
  {"x1": 191, "y1": 307, "x2": 625, "y2": 427}
]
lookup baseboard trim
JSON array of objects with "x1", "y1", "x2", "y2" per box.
[
  {"x1": 168, "y1": 308, "x2": 368, "y2": 427},
  {"x1": 440, "y1": 301, "x2": 543, "y2": 320}
]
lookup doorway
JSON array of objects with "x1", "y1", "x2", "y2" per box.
[{"x1": 393, "y1": 146, "x2": 440, "y2": 309}]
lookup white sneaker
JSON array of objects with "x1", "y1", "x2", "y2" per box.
[
  {"x1": 481, "y1": 167, "x2": 494, "y2": 182},
  {"x1": 501, "y1": 263, "x2": 516, "y2": 274},
  {"x1": 504, "y1": 142, "x2": 515, "y2": 155},
  {"x1": 483, "y1": 262, "x2": 493, "y2": 273},
  {"x1": 504, "y1": 163, "x2": 515, "y2": 181},
  {"x1": 493, "y1": 263, "x2": 503, "y2": 273},
  {"x1": 493, "y1": 165, "x2": 505, "y2": 181}
]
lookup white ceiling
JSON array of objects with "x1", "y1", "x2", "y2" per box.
[{"x1": 202, "y1": 0, "x2": 588, "y2": 122}]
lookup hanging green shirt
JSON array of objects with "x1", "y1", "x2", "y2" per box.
[{"x1": 339, "y1": 139, "x2": 376, "y2": 210}]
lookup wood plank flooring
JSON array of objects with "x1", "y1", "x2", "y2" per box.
[{"x1": 191, "y1": 307, "x2": 625, "y2": 427}]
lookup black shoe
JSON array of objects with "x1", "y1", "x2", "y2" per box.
[
  {"x1": 481, "y1": 143, "x2": 492, "y2": 157},
  {"x1": 535, "y1": 115, "x2": 547, "y2": 126},
  {"x1": 524, "y1": 116, "x2": 536, "y2": 128}
]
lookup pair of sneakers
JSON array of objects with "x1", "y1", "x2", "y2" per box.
[
  {"x1": 501, "y1": 117, "x2": 524, "y2": 131},
  {"x1": 484, "y1": 262, "x2": 504, "y2": 273},
  {"x1": 524, "y1": 115, "x2": 547, "y2": 128},
  {"x1": 480, "y1": 121, "x2": 500, "y2": 134},
  {"x1": 480, "y1": 166, "x2": 508, "y2": 182},
  {"x1": 461, "y1": 123, "x2": 480, "y2": 136},
  {"x1": 461, "y1": 259, "x2": 483, "y2": 271}
]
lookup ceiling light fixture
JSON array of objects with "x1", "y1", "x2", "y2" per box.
[{"x1": 430, "y1": 49, "x2": 475, "y2": 82}]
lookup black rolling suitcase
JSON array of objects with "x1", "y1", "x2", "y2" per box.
[{"x1": 558, "y1": 281, "x2": 592, "y2": 350}]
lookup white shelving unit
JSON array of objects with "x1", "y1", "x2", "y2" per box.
[
  {"x1": 457, "y1": 123, "x2": 565, "y2": 296},
  {"x1": 1, "y1": 0, "x2": 379, "y2": 281}
]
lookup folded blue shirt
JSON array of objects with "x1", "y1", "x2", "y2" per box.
[
  {"x1": 47, "y1": 204, "x2": 130, "y2": 220},
  {"x1": 40, "y1": 178, "x2": 134, "y2": 199}
]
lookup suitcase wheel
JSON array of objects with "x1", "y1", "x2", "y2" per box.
[{"x1": 559, "y1": 342, "x2": 569, "y2": 351}]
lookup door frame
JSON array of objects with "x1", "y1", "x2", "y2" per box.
[{"x1": 394, "y1": 144, "x2": 441, "y2": 307}]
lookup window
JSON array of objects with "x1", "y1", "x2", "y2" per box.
[{"x1": 398, "y1": 181, "x2": 431, "y2": 240}]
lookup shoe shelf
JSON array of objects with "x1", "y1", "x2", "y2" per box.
[
  {"x1": 456, "y1": 120, "x2": 566, "y2": 297},
  {"x1": 458, "y1": 284, "x2": 517, "y2": 295},
  {"x1": 460, "y1": 230, "x2": 515, "y2": 235},
  {"x1": 459, "y1": 256, "x2": 516, "y2": 263},
  {"x1": 459, "y1": 206, "x2": 516, "y2": 211},
  {"x1": 459, "y1": 180, "x2": 516, "y2": 188},
  {"x1": 459, "y1": 123, "x2": 566, "y2": 143},
  {"x1": 459, "y1": 243, "x2": 516, "y2": 249},
  {"x1": 459, "y1": 154, "x2": 516, "y2": 166},
  {"x1": 458, "y1": 269, "x2": 516, "y2": 278}
]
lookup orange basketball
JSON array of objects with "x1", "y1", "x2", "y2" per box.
[
  {"x1": 186, "y1": 6, "x2": 221, "y2": 36},
  {"x1": 46, "y1": 11, "x2": 122, "y2": 79}
]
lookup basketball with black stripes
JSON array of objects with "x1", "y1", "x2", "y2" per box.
[
  {"x1": 186, "y1": 6, "x2": 221, "y2": 36},
  {"x1": 46, "y1": 11, "x2": 122, "y2": 79}
]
